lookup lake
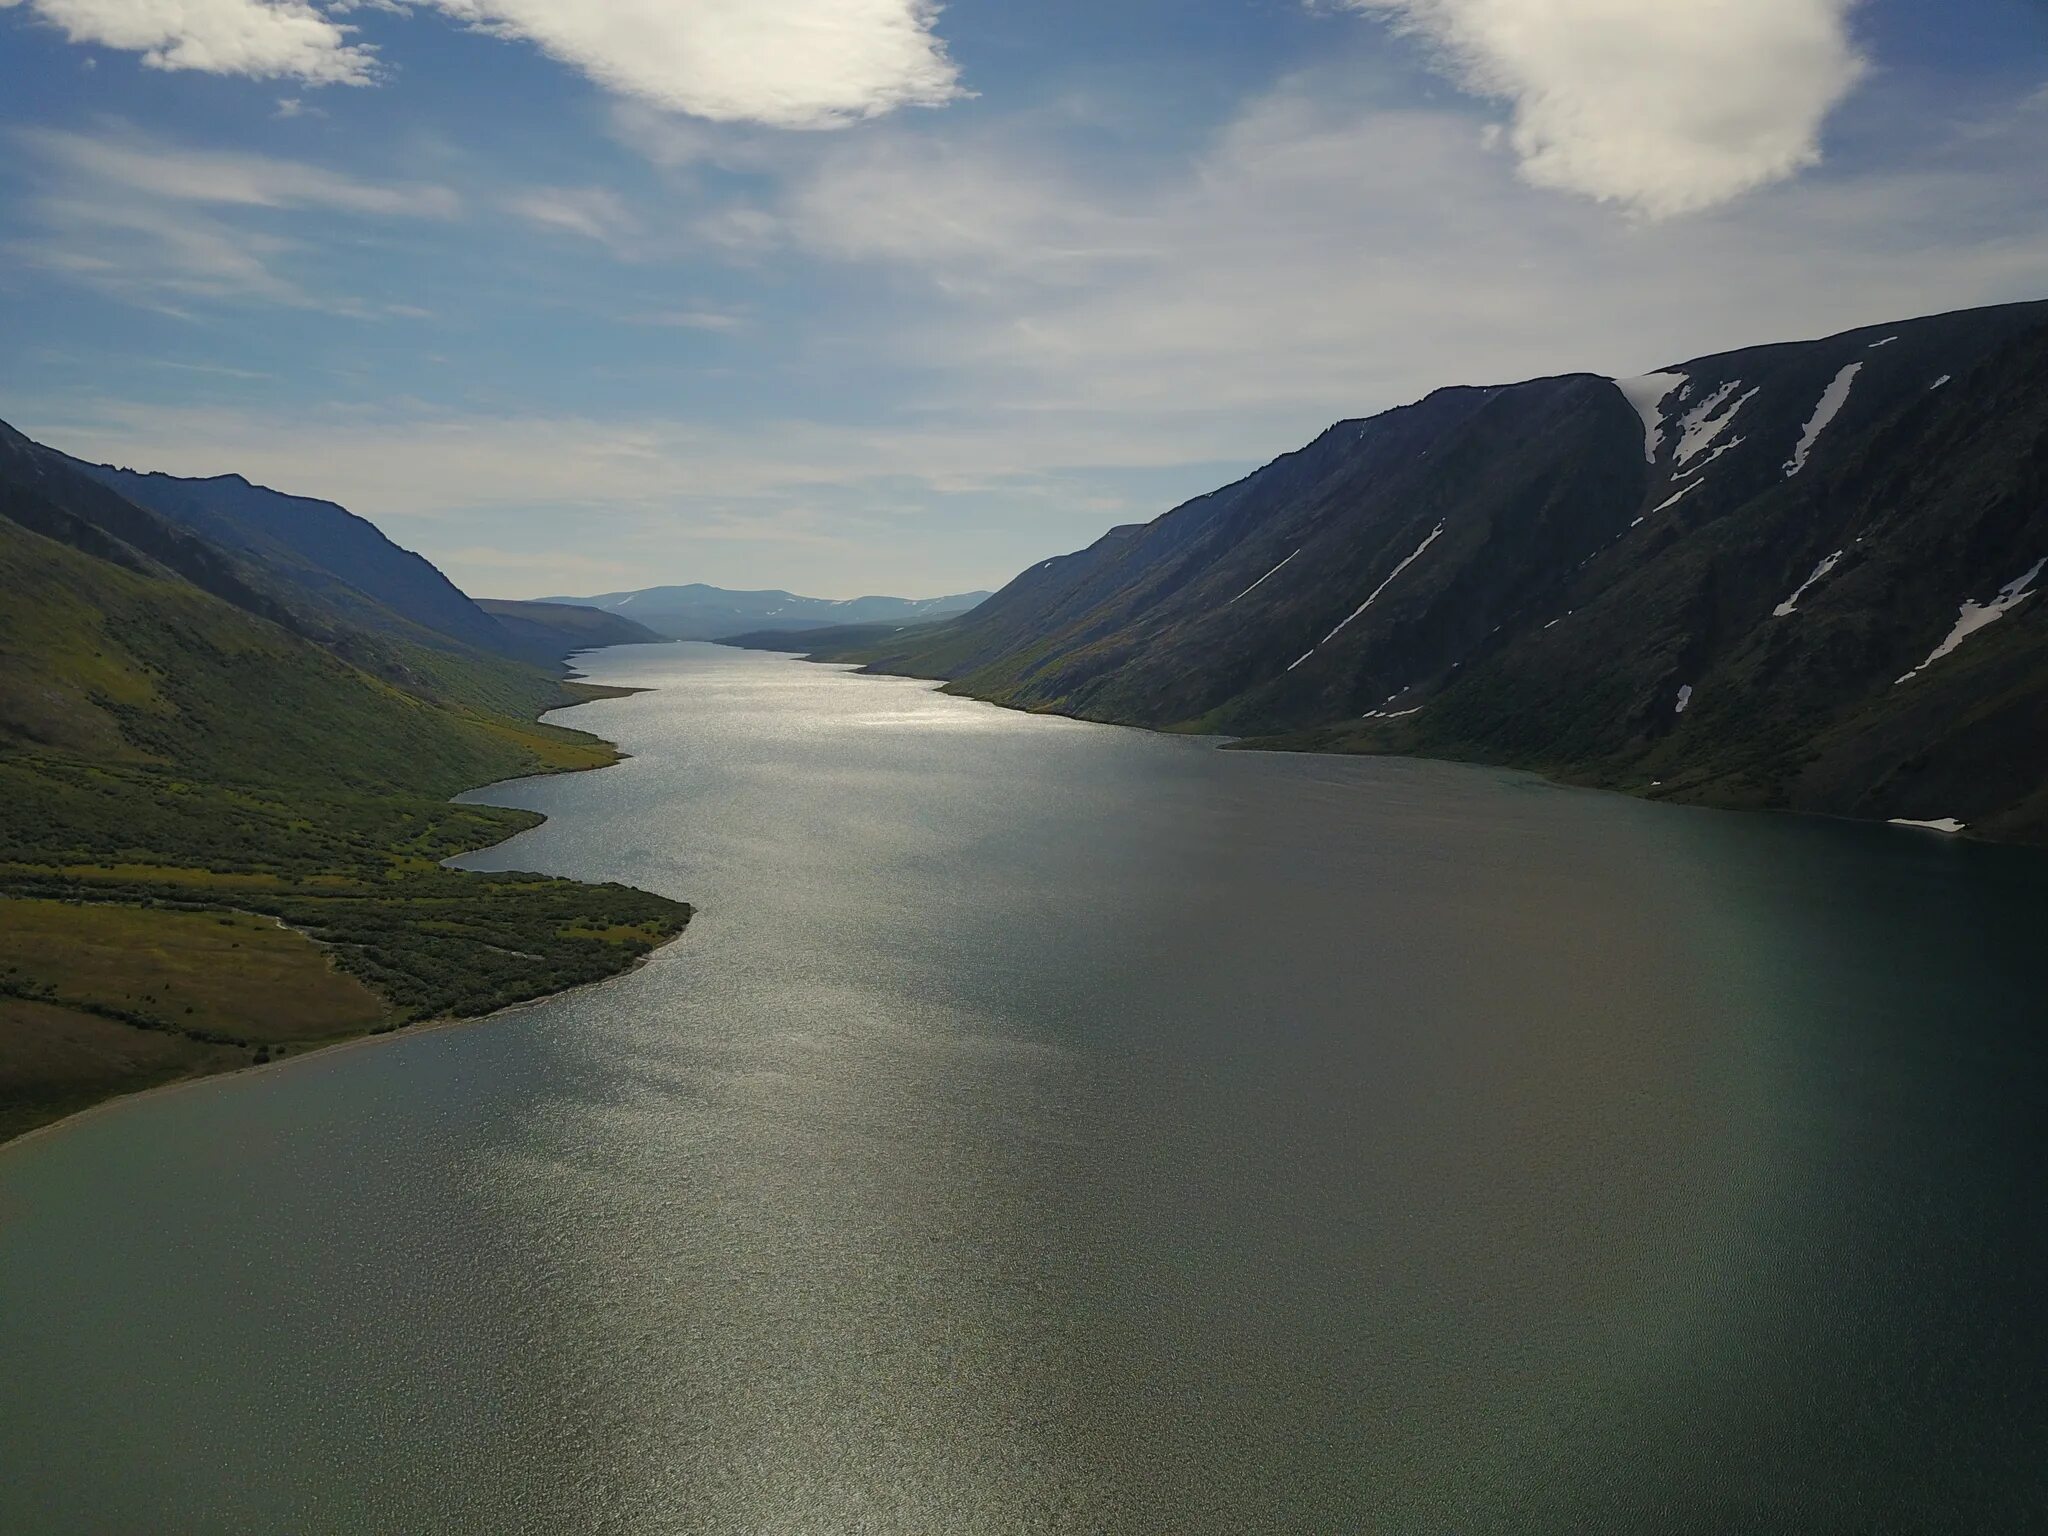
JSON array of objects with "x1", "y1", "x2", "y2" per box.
[{"x1": 2, "y1": 641, "x2": 2043, "y2": 1532}]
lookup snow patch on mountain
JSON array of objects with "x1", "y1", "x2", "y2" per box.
[
  {"x1": 1895, "y1": 558, "x2": 2046, "y2": 683},
  {"x1": 1613, "y1": 373, "x2": 1688, "y2": 462},
  {"x1": 1773, "y1": 550, "x2": 1843, "y2": 617},
  {"x1": 1674, "y1": 684, "x2": 1694, "y2": 714},
  {"x1": 1889, "y1": 817, "x2": 1965, "y2": 833},
  {"x1": 1674, "y1": 382, "x2": 1758, "y2": 467},
  {"x1": 1675, "y1": 438, "x2": 1743, "y2": 481},
  {"x1": 1784, "y1": 362, "x2": 1863, "y2": 477},
  {"x1": 1654, "y1": 480, "x2": 1703, "y2": 514}
]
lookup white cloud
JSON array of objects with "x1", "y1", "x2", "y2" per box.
[
  {"x1": 1340, "y1": 0, "x2": 1867, "y2": 215},
  {"x1": 427, "y1": 0, "x2": 962, "y2": 128},
  {"x1": 4, "y1": 0, "x2": 962, "y2": 129},
  {"x1": 0, "y1": 0, "x2": 374, "y2": 84}
]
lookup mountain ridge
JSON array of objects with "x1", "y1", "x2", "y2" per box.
[
  {"x1": 71, "y1": 458, "x2": 519, "y2": 659},
  {"x1": 731, "y1": 298, "x2": 2048, "y2": 843}
]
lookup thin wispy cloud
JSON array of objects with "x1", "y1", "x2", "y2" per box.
[
  {"x1": 19, "y1": 126, "x2": 460, "y2": 215},
  {"x1": 503, "y1": 185, "x2": 639, "y2": 249},
  {"x1": 7, "y1": 126, "x2": 460, "y2": 313},
  {"x1": 9, "y1": 196, "x2": 304, "y2": 308},
  {"x1": 632, "y1": 309, "x2": 747, "y2": 332}
]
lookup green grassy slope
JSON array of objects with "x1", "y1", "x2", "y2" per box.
[{"x1": 0, "y1": 428, "x2": 690, "y2": 1142}]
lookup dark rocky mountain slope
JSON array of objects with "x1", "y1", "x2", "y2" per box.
[
  {"x1": 71, "y1": 458, "x2": 517, "y2": 657},
  {"x1": 744, "y1": 300, "x2": 2048, "y2": 843}
]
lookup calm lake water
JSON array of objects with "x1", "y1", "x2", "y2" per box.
[{"x1": 2, "y1": 642, "x2": 2045, "y2": 1533}]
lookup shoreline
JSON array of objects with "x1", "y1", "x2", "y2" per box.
[
  {"x1": 0, "y1": 647, "x2": 685, "y2": 1157},
  {"x1": 760, "y1": 644, "x2": 2030, "y2": 852},
  {"x1": 0, "y1": 928, "x2": 686, "y2": 1162}
]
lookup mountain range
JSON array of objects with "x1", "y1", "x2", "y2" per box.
[
  {"x1": 731, "y1": 299, "x2": 2048, "y2": 844},
  {"x1": 538, "y1": 583, "x2": 989, "y2": 641}
]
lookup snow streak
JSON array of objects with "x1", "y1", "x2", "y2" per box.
[
  {"x1": 1784, "y1": 362, "x2": 1863, "y2": 477},
  {"x1": 1895, "y1": 558, "x2": 2046, "y2": 684},
  {"x1": 1229, "y1": 549, "x2": 1300, "y2": 604},
  {"x1": 1284, "y1": 524, "x2": 1444, "y2": 674},
  {"x1": 1772, "y1": 550, "x2": 1843, "y2": 617}
]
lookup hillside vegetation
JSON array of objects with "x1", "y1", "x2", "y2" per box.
[{"x1": 0, "y1": 421, "x2": 689, "y2": 1141}]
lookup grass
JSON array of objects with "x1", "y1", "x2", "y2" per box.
[
  {"x1": 0, "y1": 899, "x2": 389, "y2": 1044},
  {"x1": 0, "y1": 771, "x2": 691, "y2": 1141},
  {"x1": 0, "y1": 516, "x2": 692, "y2": 1143},
  {"x1": 0, "y1": 997, "x2": 244, "y2": 1146}
]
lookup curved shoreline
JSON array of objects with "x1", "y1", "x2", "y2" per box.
[
  {"x1": 0, "y1": 926, "x2": 686, "y2": 1162},
  {"x1": 0, "y1": 649, "x2": 688, "y2": 1155},
  {"x1": 762, "y1": 646, "x2": 2027, "y2": 852}
]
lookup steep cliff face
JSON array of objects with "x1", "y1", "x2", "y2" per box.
[{"x1": 773, "y1": 300, "x2": 2048, "y2": 841}]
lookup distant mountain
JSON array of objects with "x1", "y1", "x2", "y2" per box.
[
  {"x1": 478, "y1": 599, "x2": 666, "y2": 656},
  {"x1": 539, "y1": 583, "x2": 990, "y2": 641},
  {"x1": 738, "y1": 299, "x2": 2048, "y2": 844}
]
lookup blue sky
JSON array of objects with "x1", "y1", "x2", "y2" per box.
[{"x1": 2, "y1": 0, "x2": 2045, "y2": 599}]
